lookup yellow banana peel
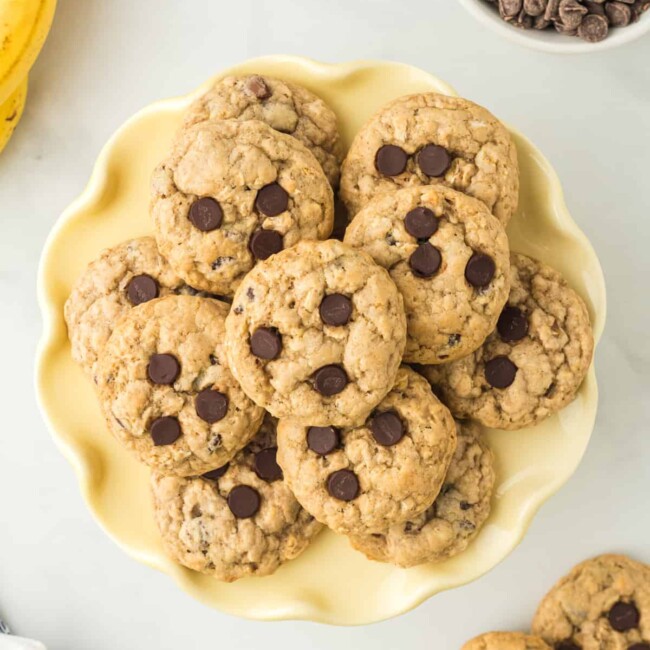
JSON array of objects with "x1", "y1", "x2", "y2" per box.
[
  {"x1": 0, "y1": 0, "x2": 56, "y2": 152},
  {"x1": 0, "y1": 74, "x2": 27, "y2": 153}
]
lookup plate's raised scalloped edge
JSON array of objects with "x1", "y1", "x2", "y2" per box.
[{"x1": 35, "y1": 56, "x2": 606, "y2": 625}]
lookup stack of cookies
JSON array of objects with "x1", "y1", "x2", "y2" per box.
[
  {"x1": 64, "y1": 73, "x2": 594, "y2": 582},
  {"x1": 463, "y1": 553, "x2": 650, "y2": 650}
]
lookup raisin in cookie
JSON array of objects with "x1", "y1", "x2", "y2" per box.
[
  {"x1": 64, "y1": 237, "x2": 187, "y2": 380},
  {"x1": 225, "y1": 239, "x2": 407, "y2": 427},
  {"x1": 532, "y1": 554, "x2": 650, "y2": 650},
  {"x1": 348, "y1": 419, "x2": 494, "y2": 567},
  {"x1": 463, "y1": 632, "x2": 551, "y2": 650},
  {"x1": 340, "y1": 92, "x2": 519, "y2": 224},
  {"x1": 344, "y1": 185, "x2": 510, "y2": 364},
  {"x1": 98, "y1": 295, "x2": 264, "y2": 476},
  {"x1": 422, "y1": 253, "x2": 594, "y2": 430},
  {"x1": 276, "y1": 367, "x2": 457, "y2": 535},
  {"x1": 151, "y1": 414, "x2": 322, "y2": 582},
  {"x1": 151, "y1": 119, "x2": 334, "y2": 296},
  {"x1": 183, "y1": 74, "x2": 343, "y2": 187}
]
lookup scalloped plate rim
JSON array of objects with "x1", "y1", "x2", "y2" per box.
[{"x1": 35, "y1": 56, "x2": 606, "y2": 626}]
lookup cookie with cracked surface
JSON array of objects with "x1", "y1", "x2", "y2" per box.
[
  {"x1": 98, "y1": 295, "x2": 264, "y2": 476},
  {"x1": 183, "y1": 74, "x2": 343, "y2": 187},
  {"x1": 344, "y1": 185, "x2": 510, "y2": 364},
  {"x1": 421, "y1": 253, "x2": 594, "y2": 430},
  {"x1": 64, "y1": 237, "x2": 187, "y2": 381},
  {"x1": 276, "y1": 367, "x2": 457, "y2": 535},
  {"x1": 532, "y1": 554, "x2": 650, "y2": 650},
  {"x1": 151, "y1": 414, "x2": 323, "y2": 582},
  {"x1": 224, "y1": 239, "x2": 407, "y2": 427},
  {"x1": 462, "y1": 632, "x2": 551, "y2": 650},
  {"x1": 340, "y1": 92, "x2": 519, "y2": 224},
  {"x1": 151, "y1": 119, "x2": 334, "y2": 296},
  {"x1": 348, "y1": 419, "x2": 494, "y2": 567}
]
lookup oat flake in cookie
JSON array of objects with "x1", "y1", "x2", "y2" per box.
[
  {"x1": 184, "y1": 74, "x2": 343, "y2": 187},
  {"x1": 532, "y1": 554, "x2": 650, "y2": 650},
  {"x1": 344, "y1": 185, "x2": 510, "y2": 364},
  {"x1": 276, "y1": 367, "x2": 457, "y2": 536},
  {"x1": 64, "y1": 237, "x2": 187, "y2": 381},
  {"x1": 151, "y1": 414, "x2": 322, "y2": 582},
  {"x1": 98, "y1": 295, "x2": 264, "y2": 476},
  {"x1": 348, "y1": 420, "x2": 494, "y2": 567},
  {"x1": 340, "y1": 92, "x2": 519, "y2": 224},
  {"x1": 422, "y1": 253, "x2": 594, "y2": 430},
  {"x1": 151, "y1": 119, "x2": 334, "y2": 296},
  {"x1": 224, "y1": 239, "x2": 407, "y2": 427},
  {"x1": 462, "y1": 632, "x2": 551, "y2": 650}
]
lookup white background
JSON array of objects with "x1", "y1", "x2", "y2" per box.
[{"x1": 0, "y1": 1, "x2": 648, "y2": 648}]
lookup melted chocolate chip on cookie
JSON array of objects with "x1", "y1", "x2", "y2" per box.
[
  {"x1": 250, "y1": 327, "x2": 282, "y2": 360},
  {"x1": 254, "y1": 447, "x2": 283, "y2": 482},
  {"x1": 189, "y1": 197, "x2": 223, "y2": 232},
  {"x1": 147, "y1": 353, "x2": 181, "y2": 385},
  {"x1": 417, "y1": 144, "x2": 452, "y2": 177},
  {"x1": 195, "y1": 388, "x2": 229, "y2": 423},
  {"x1": 497, "y1": 305, "x2": 529, "y2": 342},
  {"x1": 150, "y1": 416, "x2": 182, "y2": 446},
  {"x1": 465, "y1": 253, "x2": 496, "y2": 288},
  {"x1": 608, "y1": 601, "x2": 640, "y2": 632},
  {"x1": 126, "y1": 274, "x2": 159, "y2": 305},
  {"x1": 370, "y1": 411, "x2": 405, "y2": 447},
  {"x1": 485, "y1": 356, "x2": 518, "y2": 388},
  {"x1": 313, "y1": 365, "x2": 348, "y2": 395},
  {"x1": 307, "y1": 426, "x2": 340, "y2": 455},
  {"x1": 202, "y1": 464, "x2": 229, "y2": 480},
  {"x1": 249, "y1": 229, "x2": 283, "y2": 260},
  {"x1": 409, "y1": 242, "x2": 442, "y2": 278},
  {"x1": 319, "y1": 294, "x2": 352, "y2": 326},
  {"x1": 255, "y1": 183, "x2": 289, "y2": 216},
  {"x1": 375, "y1": 144, "x2": 408, "y2": 176},
  {"x1": 404, "y1": 207, "x2": 438, "y2": 239},
  {"x1": 327, "y1": 469, "x2": 359, "y2": 501},
  {"x1": 227, "y1": 485, "x2": 260, "y2": 518}
]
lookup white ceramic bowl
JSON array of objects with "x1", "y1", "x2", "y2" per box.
[{"x1": 458, "y1": 0, "x2": 650, "y2": 53}]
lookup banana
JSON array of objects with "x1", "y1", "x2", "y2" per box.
[
  {"x1": 0, "y1": 0, "x2": 57, "y2": 105},
  {"x1": 0, "y1": 75, "x2": 27, "y2": 153}
]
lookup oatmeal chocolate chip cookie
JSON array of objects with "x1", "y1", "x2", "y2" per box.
[
  {"x1": 64, "y1": 237, "x2": 186, "y2": 380},
  {"x1": 224, "y1": 239, "x2": 407, "y2": 427},
  {"x1": 422, "y1": 253, "x2": 594, "y2": 430},
  {"x1": 532, "y1": 554, "x2": 650, "y2": 650},
  {"x1": 340, "y1": 92, "x2": 519, "y2": 224},
  {"x1": 348, "y1": 419, "x2": 494, "y2": 567},
  {"x1": 344, "y1": 185, "x2": 510, "y2": 364},
  {"x1": 276, "y1": 367, "x2": 457, "y2": 535},
  {"x1": 151, "y1": 119, "x2": 334, "y2": 296},
  {"x1": 151, "y1": 414, "x2": 323, "y2": 582},
  {"x1": 183, "y1": 74, "x2": 343, "y2": 187},
  {"x1": 98, "y1": 295, "x2": 264, "y2": 476},
  {"x1": 463, "y1": 632, "x2": 551, "y2": 650}
]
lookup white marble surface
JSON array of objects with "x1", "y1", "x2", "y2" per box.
[{"x1": 0, "y1": 1, "x2": 648, "y2": 648}]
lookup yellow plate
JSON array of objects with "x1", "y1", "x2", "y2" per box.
[{"x1": 35, "y1": 57, "x2": 606, "y2": 625}]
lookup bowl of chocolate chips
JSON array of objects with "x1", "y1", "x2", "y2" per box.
[{"x1": 458, "y1": 0, "x2": 650, "y2": 52}]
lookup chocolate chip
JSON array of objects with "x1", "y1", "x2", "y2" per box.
[
  {"x1": 254, "y1": 447, "x2": 283, "y2": 482},
  {"x1": 250, "y1": 327, "x2": 282, "y2": 360},
  {"x1": 150, "y1": 416, "x2": 182, "y2": 446},
  {"x1": 227, "y1": 485, "x2": 260, "y2": 518},
  {"x1": 375, "y1": 144, "x2": 408, "y2": 176},
  {"x1": 250, "y1": 229, "x2": 283, "y2": 260},
  {"x1": 126, "y1": 274, "x2": 159, "y2": 305},
  {"x1": 307, "y1": 426, "x2": 340, "y2": 455},
  {"x1": 312, "y1": 365, "x2": 348, "y2": 396},
  {"x1": 584, "y1": 0, "x2": 606, "y2": 15},
  {"x1": 500, "y1": 0, "x2": 523, "y2": 17},
  {"x1": 524, "y1": 0, "x2": 548, "y2": 15},
  {"x1": 555, "y1": 638, "x2": 583, "y2": 650},
  {"x1": 319, "y1": 294, "x2": 352, "y2": 326},
  {"x1": 497, "y1": 306, "x2": 529, "y2": 342},
  {"x1": 465, "y1": 253, "x2": 496, "y2": 288},
  {"x1": 370, "y1": 411, "x2": 404, "y2": 447},
  {"x1": 255, "y1": 183, "x2": 289, "y2": 216},
  {"x1": 195, "y1": 389, "x2": 228, "y2": 423},
  {"x1": 606, "y1": 0, "x2": 632, "y2": 24},
  {"x1": 559, "y1": 0, "x2": 588, "y2": 29},
  {"x1": 409, "y1": 242, "x2": 442, "y2": 278},
  {"x1": 628, "y1": 644, "x2": 650, "y2": 650},
  {"x1": 327, "y1": 469, "x2": 359, "y2": 501},
  {"x1": 460, "y1": 501, "x2": 472, "y2": 510},
  {"x1": 417, "y1": 144, "x2": 452, "y2": 177},
  {"x1": 245, "y1": 75, "x2": 271, "y2": 100},
  {"x1": 202, "y1": 464, "x2": 229, "y2": 480},
  {"x1": 485, "y1": 356, "x2": 518, "y2": 388},
  {"x1": 608, "y1": 601, "x2": 640, "y2": 632},
  {"x1": 147, "y1": 354, "x2": 180, "y2": 385},
  {"x1": 189, "y1": 197, "x2": 223, "y2": 232},
  {"x1": 578, "y1": 12, "x2": 609, "y2": 40},
  {"x1": 404, "y1": 207, "x2": 438, "y2": 239}
]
